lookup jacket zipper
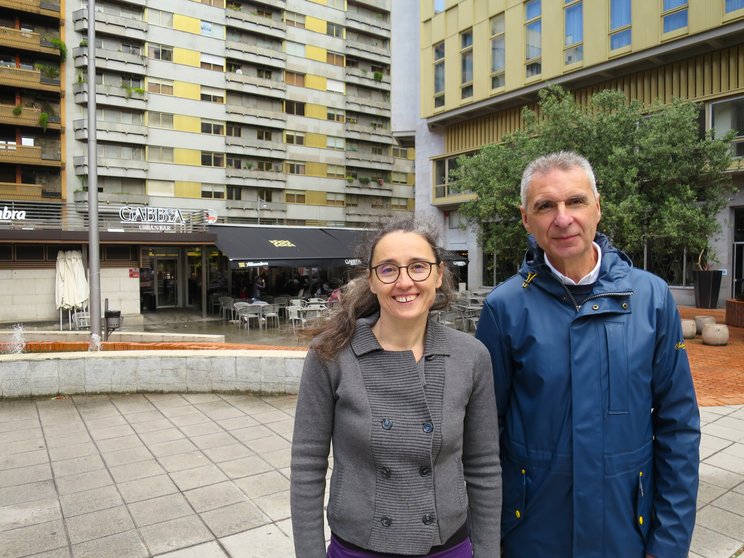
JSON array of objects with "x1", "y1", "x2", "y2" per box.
[{"x1": 540, "y1": 271, "x2": 633, "y2": 312}]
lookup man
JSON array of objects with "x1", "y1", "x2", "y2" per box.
[{"x1": 476, "y1": 151, "x2": 700, "y2": 557}]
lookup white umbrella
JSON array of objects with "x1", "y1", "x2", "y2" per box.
[
  {"x1": 55, "y1": 250, "x2": 89, "y2": 329},
  {"x1": 55, "y1": 250, "x2": 66, "y2": 311}
]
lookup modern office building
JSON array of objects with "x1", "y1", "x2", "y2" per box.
[
  {"x1": 1, "y1": 0, "x2": 412, "y2": 323},
  {"x1": 415, "y1": 0, "x2": 744, "y2": 302}
]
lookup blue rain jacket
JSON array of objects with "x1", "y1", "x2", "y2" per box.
[{"x1": 476, "y1": 234, "x2": 700, "y2": 558}]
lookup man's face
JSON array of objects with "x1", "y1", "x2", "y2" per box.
[{"x1": 520, "y1": 166, "x2": 601, "y2": 277}]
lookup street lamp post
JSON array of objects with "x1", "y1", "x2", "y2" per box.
[
  {"x1": 257, "y1": 196, "x2": 267, "y2": 225},
  {"x1": 87, "y1": 0, "x2": 101, "y2": 343}
]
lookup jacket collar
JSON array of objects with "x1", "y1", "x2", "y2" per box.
[{"x1": 350, "y1": 313, "x2": 451, "y2": 358}]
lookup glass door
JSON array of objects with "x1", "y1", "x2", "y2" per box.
[
  {"x1": 733, "y1": 208, "x2": 744, "y2": 299},
  {"x1": 155, "y1": 257, "x2": 178, "y2": 308}
]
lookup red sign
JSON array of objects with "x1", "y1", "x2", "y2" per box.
[{"x1": 129, "y1": 268, "x2": 140, "y2": 278}]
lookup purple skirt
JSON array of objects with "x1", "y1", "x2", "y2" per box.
[{"x1": 326, "y1": 534, "x2": 473, "y2": 558}]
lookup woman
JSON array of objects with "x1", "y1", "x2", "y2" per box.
[{"x1": 290, "y1": 218, "x2": 501, "y2": 558}]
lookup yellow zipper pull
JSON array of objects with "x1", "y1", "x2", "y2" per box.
[{"x1": 522, "y1": 272, "x2": 537, "y2": 288}]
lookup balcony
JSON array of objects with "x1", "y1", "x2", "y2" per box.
[
  {"x1": 73, "y1": 119, "x2": 147, "y2": 144},
  {"x1": 0, "y1": 104, "x2": 61, "y2": 130},
  {"x1": 0, "y1": 66, "x2": 60, "y2": 93},
  {"x1": 0, "y1": 0, "x2": 60, "y2": 18},
  {"x1": 345, "y1": 39, "x2": 390, "y2": 65},
  {"x1": 73, "y1": 155, "x2": 148, "y2": 178},
  {"x1": 226, "y1": 104, "x2": 286, "y2": 129},
  {"x1": 345, "y1": 122, "x2": 393, "y2": 144},
  {"x1": 346, "y1": 150, "x2": 393, "y2": 170},
  {"x1": 345, "y1": 180, "x2": 393, "y2": 196},
  {"x1": 345, "y1": 95, "x2": 390, "y2": 116},
  {"x1": 225, "y1": 72, "x2": 285, "y2": 99},
  {"x1": 349, "y1": 0, "x2": 389, "y2": 9},
  {"x1": 0, "y1": 182, "x2": 45, "y2": 201},
  {"x1": 0, "y1": 143, "x2": 61, "y2": 167},
  {"x1": 0, "y1": 27, "x2": 59, "y2": 56},
  {"x1": 225, "y1": 41, "x2": 285, "y2": 69},
  {"x1": 73, "y1": 9, "x2": 147, "y2": 42},
  {"x1": 345, "y1": 67, "x2": 391, "y2": 92},
  {"x1": 224, "y1": 199, "x2": 287, "y2": 221},
  {"x1": 225, "y1": 10, "x2": 286, "y2": 39},
  {"x1": 225, "y1": 168, "x2": 286, "y2": 189},
  {"x1": 73, "y1": 82, "x2": 147, "y2": 110},
  {"x1": 346, "y1": 205, "x2": 394, "y2": 216},
  {"x1": 72, "y1": 190, "x2": 148, "y2": 208},
  {"x1": 345, "y1": 12, "x2": 390, "y2": 39},
  {"x1": 73, "y1": 46, "x2": 147, "y2": 75},
  {"x1": 225, "y1": 136, "x2": 286, "y2": 158}
]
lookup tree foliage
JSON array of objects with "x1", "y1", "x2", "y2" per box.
[{"x1": 451, "y1": 86, "x2": 736, "y2": 278}]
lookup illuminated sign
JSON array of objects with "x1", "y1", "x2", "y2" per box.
[
  {"x1": 0, "y1": 206, "x2": 26, "y2": 220},
  {"x1": 345, "y1": 259, "x2": 362, "y2": 266},
  {"x1": 119, "y1": 206, "x2": 185, "y2": 225},
  {"x1": 237, "y1": 261, "x2": 269, "y2": 268},
  {"x1": 268, "y1": 240, "x2": 296, "y2": 247}
]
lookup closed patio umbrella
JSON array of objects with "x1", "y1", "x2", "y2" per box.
[{"x1": 55, "y1": 250, "x2": 89, "y2": 329}]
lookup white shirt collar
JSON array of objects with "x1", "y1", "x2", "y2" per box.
[{"x1": 544, "y1": 242, "x2": 602, "y2": 286}]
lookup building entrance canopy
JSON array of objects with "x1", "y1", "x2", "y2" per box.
[{"x1": 211, "y1": 225, "x2": 368, "y2": 269}]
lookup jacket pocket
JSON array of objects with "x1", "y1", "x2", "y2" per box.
[
  {"x1": 501, "y1": 458, "x2": 529, "y2": 537},
  {"x1": 605, "y1": 322, "x2": 629, "y2": 414},
  {"x1": 455, "y1": 456, "x2": 467, "y2": 509},
  {"x1": 328, "y1": 461, "x2": 344, "y2": 520},
  {"x1": 634, "y1": 468, "x2": 652, "y2": 543}
]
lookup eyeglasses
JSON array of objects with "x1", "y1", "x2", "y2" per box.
[{"x1": 370, "y1": 261, "x2": 438, "y2": 284}]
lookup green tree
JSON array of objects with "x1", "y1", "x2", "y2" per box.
[{"x1": 451, "y1": 86, "x2": 736, "y2": 283}]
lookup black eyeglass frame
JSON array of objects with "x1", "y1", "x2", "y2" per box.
[{"x1": 369, "y1": 261, "x2": 440, "y2": 284}]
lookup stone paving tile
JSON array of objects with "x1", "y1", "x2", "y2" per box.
[
  {"x1": 230, "y1": 425, "x2": 274, "y2": 443},
  {"x1": 697, "y1": 480, "x2": 729, "y2": 508},
  {"x1": 100, "y1": 446, "x2": 153, "y2": 469},
  {"x1": 698, "y1": 462, "x2": 744, "y2": 490},
  {"x1": 5, "y1": 437, "x2": 46, "y2": 456},
  {"x1": 214, "y1": 416, "x2": 259, "y2": 431},
  {"x1": 156, "y1": 451, "x2": 211, "y2": 474},
  {"x1": 155, "y1": 540, "x2": 228, "y2": 557},
  {"x1": 83, "y1": 415, "x2": 128, "y2": 430},
  {"x1": 183, "y1": 481, "x2": 247, "y2": 513},
  {"x1": 138, "y1": 428, "x2": 186, "y2": 446},
  {"x1": 0, "y1": 497, "x2": 62, "y2": 532},
  {"x1": 178, "y1": 421, "x2": 224, "y2": 438},
  {"x1": 47, "y1": 442, "x2": 99, "y2": 462},
  {"x1": 95, "y1": 434, "x2": 145, "y2": 454},
  {"x1": 117, "y1": 474, "x2": 179, "y2": 504},
  {"x1": 71, "y1": 529, "x2": 148, "y2": 558},
  {"x1": 711, "y1": 491, "x2": 744, "y2": 516},
  {"x1": 262, "y1": 448, "x2": 291, "y2": 470},
  {"x1": 131, "y1": 418, "x2": 175, "y2": 435},
  {"x1": 128, "y1": 494, "x2": 193, "y2": 528},
  {"x1": 122, "y1": 410, "x2": 165, "y2": 424},
  {"x1": 217, "y1": 455, "x2": 274, "y2": 480},
  {"x1": 190, "y1": 432, "x2": 237, "y2": 451},
  {"x1": 138, "y1": 515, "x2": 212, "y2": 556},
  {"x1": 45, "y1": 432, "x2": 92, "y2": 449},
  {"x1": 169, "y1": 464, "x2": 228, "y2": 492},
  {"x1": 0, "y1": 520, "x2": 68, "y2": 557},
  {"x1": 59, "y1": 484, "x2": 123, "y2": 518},
  {"x1": 0, "y1": 418, "x2": 39, "y2": 433},
  {"x1": 55, "y1": 469, "x2": 113, "y2": 496},
  {"x1": 147, "y1": 439, "x2": 198, "y2": 459},
  {"x1": 253, "y1": 490, "x2": 291, "y2": 522},
  {"x1": 51, "y1": 454, "x2": 105, "y2": 478},
  {"x1": 26, "y1": 547, "x2": 71, "y2": 557},
  {"x1": 0, "y1": 479, "x2": 56, "y2": 508},
  {"x1": 220, "y1": 524, "x2": 294, "y2": 558},
  {"x1": 200, "y1": 500, "x2": 271, "y2": 537},
  {"x1": 65, "y1": 505, "x2": 135, "y2": 544},
  {"x1": 202, "y1": 442, "x2": 253, "y2": 463},
  {"x1": 234, "y1": 470, "x2": 289, "y2": 500},
  {"x1": 109, "y1": 459, "x2": 165, "y2": 484},
  {"x1": 696, "y1": 505, "x2": 744, "y2": 542},
  {"x1": 0, "y1": 462, "x2": 52, "y2": 489},
  {"x1": 0, "y1": 448, "x2": 48, "y2": 470},
  {"x1": 689, "y1": 524, "x2": 743, "y2": 558}
]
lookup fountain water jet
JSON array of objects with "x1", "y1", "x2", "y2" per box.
[{"x1": 8, "y1": 324, "x2": 26, "y2": 354}]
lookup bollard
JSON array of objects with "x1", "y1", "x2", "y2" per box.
[
  {"x1": 694, "y1": 315, "x2": 716, "y2": 335},
  {"x1": 702, "y1": 323, "x2": 729, "y2": 346},
  {"x1": 681, "y1": 319, "x2": 696, "y2": 339}
]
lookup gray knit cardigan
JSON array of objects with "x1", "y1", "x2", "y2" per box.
[{"x1": 290, "y1": 315, "x2": 502, "y2": 558}]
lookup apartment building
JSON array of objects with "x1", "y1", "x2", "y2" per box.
[
  {"x1": 415, "y1": 0, "x2": 744, "y2": 301},
  {"x1": 0, "y1": 0, "x2": 413, "y2": 322}
]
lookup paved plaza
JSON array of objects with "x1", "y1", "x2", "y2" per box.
[{"x1": 1, "y1": 306, "x2": 743, "y2": 557}]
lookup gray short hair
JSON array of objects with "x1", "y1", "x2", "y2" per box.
[{"x1": 520, "y1": 151, "x2": 598, "y2": 207}]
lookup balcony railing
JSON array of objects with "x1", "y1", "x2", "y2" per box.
[
  {"x1": 0, "y1": 0, "x2": 60, "y2": 17},
  {"x1": 225, "y1": 41, "x2": 285, "y2": 68},
  {"x1": 73, "y1": 8, "x2": 147, "y2": 41},
  {"x1": 0, "y1": 66, "x2": 60, "y2": 92},
  {"x1": 0, "y1": 182, "x2": 44, "y2": 201},
  {"x1": 225, "y1": 10, "x2": 286, "y2": 38},
  {"x1": 0, "y1": 104, "x2": 61, "y2": 130},
  {"x1": 0, "y1": 143, "x2": 61, "y2": 166},
  {"x1": 0, "y1": 27, "x2": 58, "y2": 55},
  {"x1": 225, "y1": 72, "x2": 285, "y2": 98}
]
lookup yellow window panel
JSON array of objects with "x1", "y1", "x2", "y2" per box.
[
  {"x1": 173, "y1": 14, "x2": 201, "y2": 34},
  {"x1": 306, "y1": 15, "x2": 326, "y2": 34},
  {"x1": 305, "y1": 132, "x2": 326, "y2": 148},
  {"x1": 173, "y1": 81, "x2": 200, "y2": 100},
  {"x1": 305, "y1": 45, "x2": 326, "y2": 63},
  {"x1": 173, "y1": 115, "x2": 201, "y2": 133},
  {"x1": 173, "y1": 47, "x2": 200, "y2": 68},
  {"x1": 306, "y1": 103, "x2": 328, "y2": 120},
  {"x1": 305, "y1": 190, "x2": 326, "y2": 205},
  {"x1": 174, "y1": 148, "x2": 201, "y2": 165},
  {"x1": 305, "y1": 74, "x2": 327, "y2": 91},
  {"x1": 306, "y1": 162, "x2": 326, "y2": 176},
  {"x1": 174, "y1": 181, "x2": 201, "y2": 197}
]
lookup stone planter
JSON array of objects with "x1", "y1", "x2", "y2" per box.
[
  {"x1": 702, "y1": 323, "x2": 729, "y2": 346},
  {"x1": 725, "y1": 299, "x2": 744, "y2": 328},
  {"x1": 681, "y1": 319, "x2": 696, "y2": 339},
  {"x1": 694, "y1": 315, "x2": 716, "y2": 335}
]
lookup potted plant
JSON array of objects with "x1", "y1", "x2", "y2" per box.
[{"x1": 693, "y1": 247, "x2": 723, "y2": 309}]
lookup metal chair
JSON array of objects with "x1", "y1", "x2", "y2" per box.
[
  {"x1": 286, "y1": 305, "x2": 306, "y2": 330},
  {"x1": 237, "y1": 304, "x2": 264, "y2": 330},
  {"x1": 262, "y1": 304, "x2": 280, "y2": 328},
  {"x1": 219, "y1": 296, "x2": 235, "y2": 321},
  {"x1": 233, "y1": 302, "x2": 251, "y2": 327},
  {"x1": 72, "y1": 311, "x2": 90, "y2": 330}
]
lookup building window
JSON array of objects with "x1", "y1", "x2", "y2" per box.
[
  {"x1": 460, "y1": 29, "x2": 473, "y2": 99},
  {"x1": 392, "y1": 172, "x2": 408, "y2": 184},
  {"x1": 712, "y1": 96, "x2": 744, "y2": 157},
  {"x1": 327, "y1": 0, "x2": 344, "y2": 9},
  {"x1": 434, "y1": 156, "x2": 466, "y2": 198},
  {"x1": 525, "y1": 0, "x2": 541, "y2": 77},
  {"x1": 147, "y1": 78, "x2": 173, "y2": 95},
  {"x1": 286, "y1": 190, "x2": 306, "y2": 203},
  {"x1": 371, "y1": 146, "x2": 385, "y2": 156},
  {"x1": 226, "y1": 124, "x2": 241, "y2": 137},
  {"x1": 564, "y1": 0, "x2": 583, "y2": 64},
  {"x1": 121, "y1": 75, "x2": 142, "y2": 89},
  {"x1": 434, "y1": 0, "x2": 445, "y2": 13},
  {"x1": 327, "y1": 164, "x2": 345, "y2": 178},
  {"x1": 149, "y1": 43, "x2": 173, "y2": 61},
  {"x1": 286, "y1": 162, "x2": 306, "y2": 175},
  {"x1": 286, "y1": 131, "x2": 305, "y2": 145},
  {"x1": 257, "y1": 160, "x2": 279, "y2": 172},
  {"x1": 726, "y1": 0, "x2": 744, "y2": 13},
  {"x1": 662, "y1": 0, "x2": 687, "y2": 33},
  {"x1": 327, "y1": 108, "x2": 345, "y2": 122},
  {"x1": 200, "y1": 20, "x2": 223, "y2": 38},
  {"x1": 327, "y1": 136, "x2": 345, "y2": 150},
  {"x1": 609, "y1": 0, "x2": 631, "y2": 50},
  {"x1": 285, "y1": 41, "x2": 305, "y2": 57},
  {"x1": 392, "y1": 147, "x2": 408, "y2": 158},
  {"x1": 327, "y1": 22, "x2": 343, "y2": 38},
  {"x1": 346, "y1": 194, "x2": 358, "y2": 207},
  {"x1": 257, "y1": 67, "x2": 273, "y2": 80},
  {"x1": 326, "y1": 193, "x2": 345, "y2": 206},
  {"x1": 285, "y1": 71, "x2": 306, "y2": 87},
  {"x1": 201, "y1": 120, "x2": 224, "y2": 135},
  {"x1": 327, "y1": 51, "x2": 345, "y2": 66},
  {"x1": 285, "y1": 12, "x2": 305, "y2": 28},
  {"x1": 327, "y1": 79, "x2": 345, "y2": 94},
  {"x1": 149, "y1": 111, "x2": 173, "y2": 128},
  {"x1": 391, "y1": 198, "x2": 408, "y2": 210},
  {"x1": 490, "y1": 14, "x2": 505, "y2": 89},
  {"x1": 200, "y1": 87, "x2": 224, "y2": 103},
  {"x1": 371, "y1": 197, "x2": 387, "y2": 209},
  {"x1": 148, "y1": 146, "x2": 174, "y2": 162},
  {"x1": 227, "y1": 186, "x2": 243, "y2": 200},
  {"x1": 285, "y1": 101, "x2": 306, "y2": 116},
  {"x1": 121, "y1": 42, "x2": 141, "y2": 55},
  {"x1": 201, "y1": 184, "x2": 225, "y2": 199},
  {"x1": 201, "y1": 151, "x2": 224, "y2": 167},
  {"x1": 200, "y1": 54, "x2": 224, "y2": 71},
  {"x1": 434, "y1": 41, "x2": 445, "y2": 108},
  {"x1": 257, "y1": 129, "x2": 272, "y2": 141},
  {"x1": 148, "y1": 9, "x2": 173, "y2": 27}
]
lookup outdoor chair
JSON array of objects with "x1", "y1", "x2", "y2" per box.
[
  {"x1": 286, "y1": 305, "x2": 306, "y2": 330},
  {"x1": 262, "y1": 304, "x2": 280, "y2": 328},
  {"x1": 232, "y1": 302, "x2": 251, "y2": 327},
  {"x1": 238, "y1": 304, "x2": 264, "y2": 330},
  {"x1": 72, "y1": 311, "x2": 90, "y2": 330},
  {"x1": 219, "y1": 296, "x2": 235, "y2": 321}
]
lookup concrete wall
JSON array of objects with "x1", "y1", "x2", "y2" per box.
[{"x1": 0, "y1": 350, "x2": 306, "y2": 398}]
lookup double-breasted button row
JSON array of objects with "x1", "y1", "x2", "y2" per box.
[
  {"x1": 379, "y1": 514, "x2": 435, "y2": 527},
  {"x1": 379, "y1": 466, "x2": 431, "y2": 478},
  {"x1": 380, "y1": 419, "x2": 434, "y2": 433}
]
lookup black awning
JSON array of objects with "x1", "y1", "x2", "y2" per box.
[{"x1": 210, "y1": 225, "x2": 368, "y2": 269}]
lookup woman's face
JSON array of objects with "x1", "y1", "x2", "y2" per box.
[{"x1": 368, "y1": 231, "x2": 443, "y2": 326}]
